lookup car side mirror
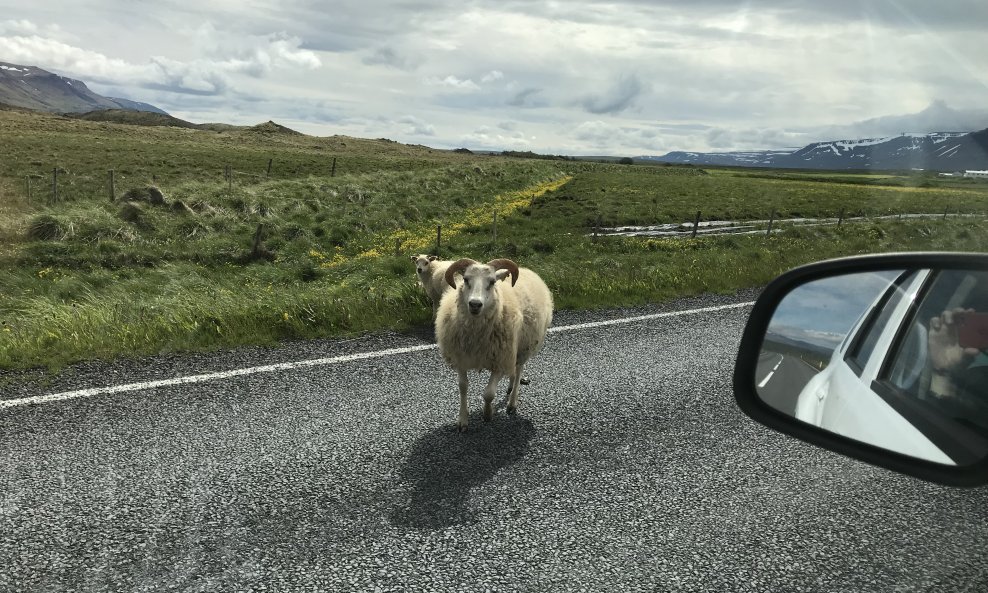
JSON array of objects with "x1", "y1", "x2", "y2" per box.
[{"x1": 733, "y1": 253, "x2": 988, "y2": 486}]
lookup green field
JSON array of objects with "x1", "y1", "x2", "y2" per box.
[{"x1": 2, "y1": 109, "x2": 987, "y2": 371}]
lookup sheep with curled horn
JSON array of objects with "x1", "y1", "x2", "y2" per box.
[
  {"x1": 434, "y1": 258, "x2": 553, "y2": 432},
  {"x1": 410, "y1": 254, "x2": 455, "y2": 318}
]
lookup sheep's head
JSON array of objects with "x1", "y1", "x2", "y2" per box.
[
  {"x1": 411, "y1": 254, "x2": 438, "y2": 278},
  {"x1": 445, "y1": 258, "x2": 520, "y2": 316}
]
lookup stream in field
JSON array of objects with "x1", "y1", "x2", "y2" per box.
[{"x1": 594, "y1": 213, "x2": 978, "y2": 238}]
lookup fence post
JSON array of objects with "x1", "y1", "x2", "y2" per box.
[
  {"x1": 250, "y1": 224, "x2": 264, "y2": 260},
  {"x1": 837, "y1": 208, "x2": 844, "y2": 227},
  {"x1": 766, "y1": 210, "x2": 776, "y2": 236},
  {"x1": 108, "y1": 170, "x2": 115, "y2": 202},
  {"x1": 691, "y1": 210, "x2": 701, "y2": 238},
  {"x1": 394, "y1": 238, "x2": 402, "y2": 257},
  {"x1": 266, "y1": 158, "x2": 273, "y2": 177},
  {"x1": 51, "y1": 168, "x2": 58, "y2": 205},
  {"x1": 943, "y1": 206, "x2": 949, "y2": 220},
  {"x1": 436, "y1": 225, "x2": 441, "y2": 256},
  {"x1": 493, "y1": 210, "x2": 498, "y2": 246},
  {"x1": 331, "y1": 157, "x2": 337, "y2": 177}
]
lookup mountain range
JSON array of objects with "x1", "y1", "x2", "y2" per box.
[
  {"x1": 640, "y1": 130, "x2": 988, "y2": 172},
  {"x1": 0, "y1": 61, "x2": 166, "y2": 115}
]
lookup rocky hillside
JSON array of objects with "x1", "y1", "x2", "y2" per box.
[{"x1": 0, "y1": 61, "x2": 166, "y2": 114}]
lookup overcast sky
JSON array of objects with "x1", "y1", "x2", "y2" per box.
[{"x1": 2, "y1": 1, "x2": 987, "y2": 155}]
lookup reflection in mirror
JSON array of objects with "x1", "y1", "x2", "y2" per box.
[{"x1": 757, "y1": 268, "x2": 988, "y2": 467}]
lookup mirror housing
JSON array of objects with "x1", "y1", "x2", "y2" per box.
[{"x1": 734, "y1": 252, "x2": 988, "y2": 487}]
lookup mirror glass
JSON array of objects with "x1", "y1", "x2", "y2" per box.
[{"x1": 757, "y1": 267, "x2": 988, "y2": 466}]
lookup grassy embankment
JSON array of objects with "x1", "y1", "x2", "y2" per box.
[{"x1": 1, "y1": 110, "x2": 987, "y2": 371}]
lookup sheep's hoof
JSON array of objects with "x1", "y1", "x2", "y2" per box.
[
  {"x1": 457, "y1": 422, "x2": 468, "y2": 433},
  {"x1": 507, "y1": 405, "x2": 517, "y2": 415},
  {"x1": 520, "y1": 377, "x2": 530, "y2": 385},
  {"x1": 483, "y1": 404, "x2": 493, "y2": 422}
]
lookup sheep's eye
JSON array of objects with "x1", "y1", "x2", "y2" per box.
[
  {"x1": 463, "y1": 278, "x2": 471, "y2": 287},
  {"x1": 488, "y1": 280, "x2": 496, "y2": 288}
]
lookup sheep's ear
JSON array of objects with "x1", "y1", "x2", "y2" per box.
[
  {"x1": 428, "y1": 255, "x2": 438, "y2": 262},
  {"x1": 487, "y1": 259, "x2": 519, "y2": 286},
  {"x1": 495, "y1": 269, "x2": 511, "y2": 283},
  {"x1": 445, "y1": 258, "x2": 476, "y2": 288},
  {"x1": 409, "y1": 255, "x2": 417, "y2": 262}
]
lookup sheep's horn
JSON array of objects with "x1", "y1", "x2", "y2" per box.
[
  {"x1": 487, "y1": 259, "x2": 520, "y2": 286},
  {"x1": 445, "y1": 258, "x2": 476, "y2": 288}
]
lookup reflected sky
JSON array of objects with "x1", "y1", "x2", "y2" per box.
[{"x1": 769, "y1": 270, "x2": 903, "y2": 348}]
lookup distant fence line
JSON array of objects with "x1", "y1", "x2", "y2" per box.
[
  {"x1": 404, "y1": 205, "x2": 981, "y2": 261},
  {"x1": 593, "y1": 208, "x2": 975, "y2": 240},
  {"x1": 24, "y1": 157, "x2": 343, "y2": 204}
]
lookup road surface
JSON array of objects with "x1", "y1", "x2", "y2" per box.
[
  {"x1": 755, "y1": 350, "x2": 823, "y2": 416},
  {"x1": 2, "y1": 290, "x2": 987, "y2": 592}
]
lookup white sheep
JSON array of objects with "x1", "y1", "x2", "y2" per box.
[
  {"x1": 410, "y1": 254, "x2": 455, "y2": 317},
  {"x1": 435, "y1": 258, "x2": 553, "y2": 431}
]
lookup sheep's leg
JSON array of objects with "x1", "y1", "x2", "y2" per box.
[
  {"x1": 507, "y1": 363, "x2": 524, "y2": 415},
  {"x1": 483, "y1": 372, "x2": 502, "y2": 422},
  {"x1": 507, "y1": 375, "x2": 530, "y2": 396},
  {"x1": 457, "y1": 369, "x2": 470, "y2": 432}
]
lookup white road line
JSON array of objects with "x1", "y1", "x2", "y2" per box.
[
  {"x1": 547, "y1": 301, "x2": 754, "y2": 333},
  {"x1": 757, "y1": 355, "x2": 783, "y2": 389},
  {"x1": 1, "y1": 301, "x2": 755, "y2": 410}
]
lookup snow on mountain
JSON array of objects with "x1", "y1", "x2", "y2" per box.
[{"x1": 641, "y1": 130, "x2": 988, "y2": 171}]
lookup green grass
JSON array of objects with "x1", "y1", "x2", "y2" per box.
[
  {"x1": 541, "y1": 168, "x2": 988, "y2": 227},
  {"x1": 0, "y1": 108, "x2": 475, "y2": 194},
  {"x1": 2, "y1": 109, "x2": 988, "y2": 371}
]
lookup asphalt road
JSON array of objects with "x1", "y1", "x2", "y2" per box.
[
  {"x1": 756, "y1": 351, "x2": 822, "y2": 416},
  {"x1": 2, "y1": 290, "x2": 988, "y2": 592}
]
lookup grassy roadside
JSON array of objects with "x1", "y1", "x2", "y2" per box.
[{"x1": 3, "y1": 198, "x2": 987, "y2": 371}]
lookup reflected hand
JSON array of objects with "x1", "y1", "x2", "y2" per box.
[{"x1": 929, "y1": 308, "x2": 979, "y2": 373}]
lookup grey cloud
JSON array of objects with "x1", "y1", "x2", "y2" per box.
[
  {"x1": 495, "y1": 0, "x2": 988, "y2": 32},
  {"x1": 580, "y1": 75, "x2": 644, "y2": 115},
  {"x1": 143, "y1": 57, "x2": 232, "y2": 95},
  {"x1": 572, "y1": 120, "x2": 674, "y2": 153},
  {"x1": 705, "y1": 127, "x2": 810, "y2": 150},
  {"x1": 507, "y1": 87, "x2": 543, "y2": 107},
  {"x1": 362, "y1": 46, "x2": 419, "y2": 70},
  {"x1": 797, "y1": 101, "x2": 988, "y2": 143},
  {"x1": 845, "y1": 100, "x2": 988, "y2": 136},
  {"x1": 398, "y1": 115, "x2": 435, "y2": 136}
]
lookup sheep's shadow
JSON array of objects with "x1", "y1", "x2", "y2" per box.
[{"x1": 390, "y1": 414, "x2": 536, "y2": 530}]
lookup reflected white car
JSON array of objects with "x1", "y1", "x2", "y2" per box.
[{"x1": 793, "y1": 270, "x2": 956, "y2": 464}]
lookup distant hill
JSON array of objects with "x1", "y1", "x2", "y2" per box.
[
  {"x1": 641, "y1": 130, "x2": 988, "y2": 172},
  {"x1": 247, "y1": 120, "x2": 303, "y2": 135},
  {"x1": 64, "y1": 110, "x2": 305, "y2": 136},
  {"x1": 69, "y1": 109, "x2": 201, "y2": 129},
  {"x1": 0, "y1": 61, "x2": 167, "y2": 115}
]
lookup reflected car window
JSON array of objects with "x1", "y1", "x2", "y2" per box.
[
  {"x1": 847, "y1": 271, "x2": 915, "y2": 373},
  {"x1": 881, "y1": 270, "x2": 988, "y2": 459}
]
